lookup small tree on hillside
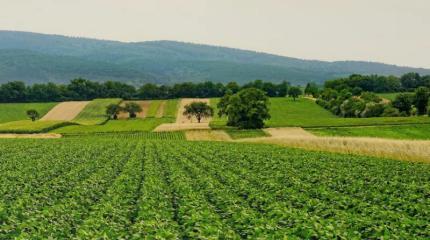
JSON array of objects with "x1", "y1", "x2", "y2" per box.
[
  {"x1": 106, "y1": 104, "x2": 122, "y2": 120},
  {"x1": 218, "y1": 88, "x2": 270, "y2": 129},
  {"x1": 288, "y1": 86, "x2": 302, "y2": 101},
  {"x1": 123, "y1": 102, "x2": 142, "y2": 118},
  {"x1": 26, "y1": 109, "x2": 40, "y2": 122},
  {"x1": 304, "y1": 83, "x2": 319, "y2": 98},
  {"x1": 183, "y1": 102, "x2": 214, "y2": 123}
]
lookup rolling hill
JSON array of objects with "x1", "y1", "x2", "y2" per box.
[{"x1": 1, "y1": 30, "x2": 429, "y2": 85}]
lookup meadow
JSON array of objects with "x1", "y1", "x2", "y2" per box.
[
  {"x1": 0, "y1": 137, "x2": 428, "y2": 239},
  {"x1": 0, "y1": 102, "x2": 57, "y2": 123},
  {"x1": 73, "y1": 98, "x2": 122, "y2": 125},
  {"x1": 211, "y1": 97, "x2": 430, "y2": 128},
  {"x1": 311, "y1": 124, "x2": 430, "y2": 140},
  {"x1": 0, "y1": 120, "x2": 74, "y2": 133},
  {"x1": 376, "y1": 92, "x2": 413, "y2": 101}
]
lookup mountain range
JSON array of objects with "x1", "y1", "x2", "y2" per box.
[{"x1": 1, "y1": 30, "x2": 429, "y2": 85}]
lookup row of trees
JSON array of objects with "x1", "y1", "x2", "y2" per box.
[
  {"x1": 0, "y1": 79, "x2": 290, "y2": 103},
  {"x1": 317, "y1": 87, "x2": 430, "y2": 118},
  {"x1": 106, "y1": 102, "x2": 143, "y2": 119},
  {"x1": 324, "y1": 73, "x2": 430, "y2": 93}
]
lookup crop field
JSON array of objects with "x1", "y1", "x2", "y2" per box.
[
  {"x1": 52, "y1": 118, "x2": 173, "y2": 134},
  {"x1": 73, "y1": 98, "x2": 122, "y2": 125},
  {"x1": 226, "y1": 129, "x2": 269, "y2": 139},
  {"x1": 163, "y1": 99, "x2": 180, "y2": 118},
  {"x1": 311, "y1": 124, "x2": 430, "y2": 140},
  {"x1": 211, "y1": 97, "x2": 430, "y2": 128},
  {"x1": 0, "y1": 138, "x2": 428, "y2": 239},
  {"x1": 0, "y1": 120, "x2": 74, "y2": 133},
  {"x1": 0, "y1": 102, "x2": 57, "y2": 123},
  {"x1": 63, "y1": 131, "x2": 185, "y2": 140}
]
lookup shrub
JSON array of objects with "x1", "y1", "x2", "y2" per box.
[
  {"x1": 360, "y1": 102, "x2": 386, "y2": 118},
  {"x1": 382, "y1": 106, "x2": 400, "y2": 117}
]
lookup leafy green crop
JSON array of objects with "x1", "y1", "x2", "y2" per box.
[{"x1": 0, "y1": 138, "x2": 428, "y2": 239}]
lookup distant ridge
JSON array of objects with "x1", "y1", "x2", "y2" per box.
[{"x1": 1, "y1": 30, "x2": 429, "y2": 85}]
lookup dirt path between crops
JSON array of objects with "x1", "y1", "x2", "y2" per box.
[
  {"x1": 41, "y1": 101, "x2": 89, "y2": 121},
  {"x1": 237, "y1": 127, "x2": 430, "y2": 163},
  {"x1": 0, "y1": 133, "x2": 62, "y2": 139},
  {"x1": 154, "y1": 98, "x2": 211, "y2": 132},
  {"x1": 118, "y1": 101, "x2": 151, "y2": 119}
]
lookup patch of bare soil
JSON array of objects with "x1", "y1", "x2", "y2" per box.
[
  {"x1": 154, "y1": 98, "x2": 211, "y2": 132},
  {"x1": 41, "y1": 101, "x2": 89, "y2": 121},
  {"x1": 264, "y1": 127, "x2": 316, "y2": 138},
  {"x1": 185, "y1": 130, "x2": 232, "y2": 141},
  {"x1": 118, "y1": 101, "x2": 151, "y2": 119},
  {"x1": 0, "y1": 133, "x2": 62, "y2": 139}
]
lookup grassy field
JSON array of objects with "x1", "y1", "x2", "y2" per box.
[
  {"x1": 53, "y1": 118, "x2": 172, "y2": 134},
  {"x1": 311, "y1": 124, "x2": 430, "y2": 140},
  {"x1": 146, "y1": 100, "x2": 162, "y2": 117},
  {"x1": 0, "y1": 120, "x2": 73, "y2": 133},
  {"x1": 211, "y1": 97, "x2": 430, "y2": 128},
  {"x1": 73, "y1": 98, "x2": 121, "y2": 125},
  {"x1": 0, "y1": 102, "x2": 57, "y2": 123},
  {"x1": 0, "y1": 137, "x2": 428, "y2": 239},
  {"x1": 164, "y1": 99, "x2": 180, "y2": 118},
  {"x1": 63, "y1": 131, "x2": 185, "y2": 140},
  {"x1": 376, "y1": 92, "x2": 413, "y2": 101},
  {"x1": 226, "y1": 129, "x2": 269, "y2": 139}
]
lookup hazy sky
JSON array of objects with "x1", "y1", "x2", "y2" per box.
[{"x1": 1, "y1": 0, "x2": 429, "y2": 68}]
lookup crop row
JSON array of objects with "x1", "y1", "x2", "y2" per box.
[{"x1": 0, "y1": 138, "x2": 428, "y2": 238}]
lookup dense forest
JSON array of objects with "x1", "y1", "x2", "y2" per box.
[
  {"x1": 0, "y1": 79, "x2": 289, "y2": 103},
  {"x1": 1, "y1": 31, "x2": 430, "y2": 85}
]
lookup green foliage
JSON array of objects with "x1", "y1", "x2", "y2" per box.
[
  {"x1": 123, "y1": 102, "x2": 142, "y2": 118},
  {"x1": 226, "y1": 129, "x2": 269, "y2": 139},
  {"x1": 392, "y1": 93, "x2": 414, "y2": 115},
  {"x1": 311, "y1": 124, "x2": 430, "y2": 140},
  {"x1": 183, "y1": 102, "x2": 214, "y2": 123},
  {"x1": 0, "y1": 138, "x2": 429, "y2": 238},
  {"x1": 0, "y1": 102, "x2": 57, "y2": 123},
  {"x1": 304, "y1": 82, "x2": 319, "y2": 97},
  {"x1": 53, "y1": 118, "x2": 172, "y2": 134},
  {"x1": 105, "y1": 104, "x2": 122, "y2": 120},
  {"x1": 288, "y1": 86, "x2": 302, "y2": 100},
  {"x1": 74, "y1": 98, "x2": 122, "y2": 125},
  {"x1": 218, "y1": 88, "x2": 270, "y2": 129},
  {"x1": 26, "y1": 109, "x2": 40, "y2": 122},
  {"x1": 0, "y1": 120, "x2": 74, "y2": 133},
  {"x1": 163, "y1": 99, "x2": 180, "y2": 118},
  {"x1": 413, "y1": 87, "x2": 429, "y2": 115}
]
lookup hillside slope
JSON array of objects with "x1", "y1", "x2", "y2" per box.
[{"x1": 1, "y1": 30, "x2": 429, "y2": 85}]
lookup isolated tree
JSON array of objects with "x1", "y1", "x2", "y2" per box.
[
  {"x1": 26, "y1": 109, "x2": 40, "y2": 122},
  {"x1": 414, "y1": 87, "x2": 429, "y2": 115},
  {"x1": 304, "y1": 83, "x2": 319, "y2": 97},
  {"x1": 288, "y1": 86, "x2": 302, "y2": 101},
  {"x1": 123, "y1": 102, "x2": 142, "y2": 118},
  {"x1": 392, "y1": 93, "x2": 414, "y2": 115},
  {"x1": 183, "y1": 102, "x2": 214, "y2": 123},
  {"x1": 218, "y1": 88, "x2": 270, "y2": 129},
  {"x1": 106, "y1": 104, "x2": 122, "y2": 120}
]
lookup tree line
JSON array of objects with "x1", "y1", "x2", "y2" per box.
[
  {"x1": 0, "y1": 79, "x2": 289, "y2": 103},
  {"x1": 324, "y1": 72, "x2": 430, "y2": 93}
]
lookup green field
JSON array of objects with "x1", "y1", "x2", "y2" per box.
[
  {"x1": 73, "y1": 98, "x2": 122, "y2": 125},
  {"x1": 0, "y1": 120, "x2": 73, "y2": 133},
  {"x1": 63, "y1": 131, "x2": 185, "y2": 140},
  {"x1": 0, "y1": 102, "x2": 57, "y2": 123},
  {"x1": 311, "y1": 124, "x2": 430, "y2": 140},
  {"x1": 53, "y1": 118, "x2": 172, "y2": 134},
  {"x1": 164, "y1": 99, "x2": 180, "y2": 118},
  {"x1": 0, "y1": 137, "x2": 428, "y2": 239},
  {"x1": 211, "y1": 97, "x2": 430, "y2": 128},
  {"x1": 376, "y1": 92, "x2": 413, "y2": 101},
  {"x1": 146, "y1": 100, "x2": 162, "y2": 117},
  {"x1": 226, "y1": 129, "x2": 269, "y2": 139}
]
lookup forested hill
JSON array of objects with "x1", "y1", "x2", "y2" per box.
[{"x1": 1, "y1": 30, "x2": 429, "y2": 85}]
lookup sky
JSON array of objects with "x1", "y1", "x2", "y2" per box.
[{"x1": 1, "y1": 0, "x2": 429, "y2": 68}]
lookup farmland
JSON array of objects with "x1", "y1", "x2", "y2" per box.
[
  {"x1": 0, "y1": 102, "x2": 57, "y2": 123},
  {"x1": 311, "y1": 124, "x2": 430, "y2": 140},
  {"x1": 0, "y1": 120, "x2": 74, "y2": 133},
  {"x1": 0, "y1": 138, "x2": 428, "y2": 239},
  {"x1": 211, "y1": 97, "x2": 430, "y2": 128},
  {"x1": 73, "y1": 98, "x2": 122, "y2": 125}
]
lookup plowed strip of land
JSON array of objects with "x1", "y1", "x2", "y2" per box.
[
  {"x1": 40, "y1": 101, "x2": 89, "y2": 121},
  {"x1": 118, "y1": 101, "x2": 151, "y2": 119},
  {"x1": 154, "y1": 98, "x2": 211, "y2": 132},
  {"x1": 185, "y1": 130, "x2": 232, "y2": 141},
  {"x1": 0, "y1": 133, "x2": 61, "y2": 139},
  {"x1": 155, "y1": 101, "x2": 166, "y2": 118}
]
